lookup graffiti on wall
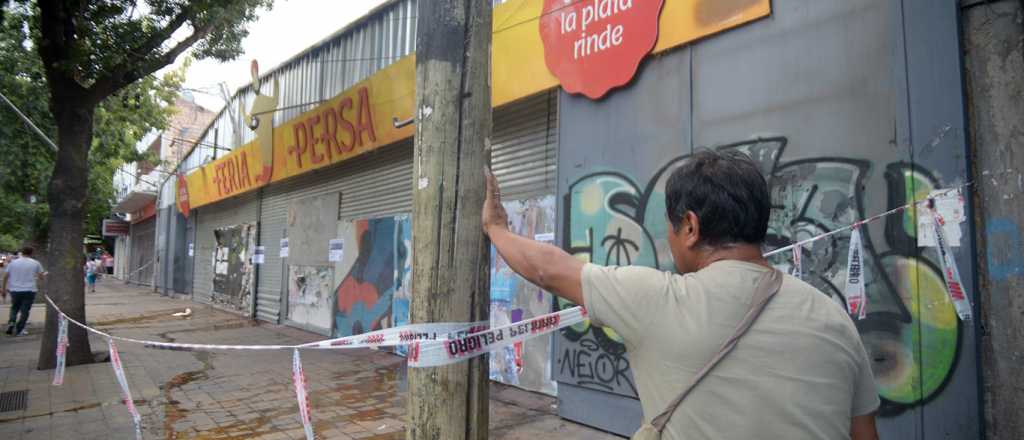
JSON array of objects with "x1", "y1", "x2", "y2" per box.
[
  {"x1": 392, "y1": 215, "x2": 412, "y2": 356},
  {"x1": 287, "y1": 265, "x2": 335, "y2": 331},
  {"x1": 211, "y1": 223, "x2": 256, "y2": 312},
  {"x1": 558, "y1": 136, "x2": 963, "y2": 415},
  {"x1": 490, "y1": 196, "x2": 558, "y2": 395},
  {"x1": 334, "y1": 217, "x2": 398, "y2": 338}
]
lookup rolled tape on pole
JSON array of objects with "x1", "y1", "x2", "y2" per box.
[
  {"x1": 52, "y1": 314, "x2": 68, "y2": 386},
  {"x1": 408, "y1": 306, "x2": 588, "y2": 368},
  {"x1": 931, "y1": 209, "x2": 973, "y2": 321},
  {"x1": 844, "y1": 227, "x2": 867, "y2": 320},
  {"x1": 292, "y1": 349, "x2": 315, "y2": 440},
  {"x1": 109, "y1": 339, "x2": 143, "y2": 440}
]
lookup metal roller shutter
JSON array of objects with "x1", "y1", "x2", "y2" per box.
[
  {"x1": 491, "y1": 91, "x2": 558, "y2": 200},
  {"x1": 128, "y1": 218, "x2": 156, "y2": 286},
  {"x1": 193, "y1": 192, "x2": 259, "y2": 308},
  {"x1": 256, "y1": 141, "x2": 414, "y2": 325}
]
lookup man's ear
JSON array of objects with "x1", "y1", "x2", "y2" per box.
[{"x1": 683, "y1": 211, "x2": 701, "y2": 247}]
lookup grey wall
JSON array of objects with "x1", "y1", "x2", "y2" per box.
[
  {"x1": 962, "y1": 2, "x2": 1024, "y2": 439},
  {"x1": 554, "y1": 0, "x2": 980, "y2": 438}
]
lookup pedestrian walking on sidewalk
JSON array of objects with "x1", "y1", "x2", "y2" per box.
[
  {"x1": 4, "y1": 246, "x2": 46, "y2": 336},
  {"x1": 102, "y1": 252, "x2": 114, "y2": 275},
  {"x1": 483, "y1": 150, "x2": 880, "y2": 440},
  {"x1": 84, "y1": 258, "x2": 99, "y2": 293},
  {"x1": 0, "y1": 259, "x2": 6, "y2": 305}
]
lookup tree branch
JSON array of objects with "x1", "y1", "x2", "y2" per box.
[
  {"x1": 86, "y1": 5, "x2": 200, "y2": 104},
  {"x1": 87, "y1": 19, "x2": 215, "y2": 105}
]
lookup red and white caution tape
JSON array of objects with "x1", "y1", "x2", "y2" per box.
[
  {"x1": 299, "y1": 321, "x2": 488, "y2": 349},
  {"x1": 40, "y1": 185, "x2": 972, "y2": 368},
  {"x1": 791, "y1": 244, "x2": 803, "y2": 279},
  {"x1": 43, "y1": 295, "x2": 485, "y2": 352},
  {"x1": 292, "y1": 349, "x2": 315, "y2": 440},
  {"x1": 408, "y1": 306, "x2": 588, "y2": 368},
  {"x1": 52, "y1": 314, "x2": 68, "y2": 386},
  {"x1": 844, "y1": 227, "x2": 867, "y2": 320},
  {"x1": 109, "y1": 339, "x2": 143, "y2": 440},
  {"x1": 931, "y1": 208, "x2": 973, "y2": 321}
]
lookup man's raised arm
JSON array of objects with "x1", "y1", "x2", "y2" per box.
[{"x1": 482, "y1": 168, "x2": 585, "y2": 305}]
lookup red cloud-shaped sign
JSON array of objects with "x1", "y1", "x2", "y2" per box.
[{"x1": 539, "y1": 0, "x2": 665, "y2": 99}]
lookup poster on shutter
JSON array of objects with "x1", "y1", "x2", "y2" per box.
[
  {"x1": 288, "y1": 265, "x2": 335, "y2": 331},
  {"x1": 918, "y1": 190, "x2": 964, "y2": 247},
  {"x1": 253, "y1": 246, "x2": 266, "y2": 264},
  {"x1": 287, "y1": 193, "x2": 339, "y2": 265},
  {"x1": 280, "y1": 238, "x2": 289, "y2": 258},
  {"x1": 188, "y1": 243, "x2": 194, "y2": 257},
  {"x1": 489, "y1": 196, "x2": 557, "y2": 395},
  {"x1": 328, "y1": 239, "x2": 344, "y2": 262}
]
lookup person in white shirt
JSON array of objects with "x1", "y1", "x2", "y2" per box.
[{"x1": 4, "y1": 246, "x2": 46, "y2": 336}]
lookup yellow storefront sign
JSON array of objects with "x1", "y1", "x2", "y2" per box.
[
  {"x1": 271, "y1": 56, "x2": 416, "y2": 182},
  {"x1": 182, "y1": 0, "x2": 769, "y2": 211},
  {"x1": 183, "y1": 140, "x2": 266, "y2": 208}
]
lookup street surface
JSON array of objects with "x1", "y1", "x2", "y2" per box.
[{"x1": 0, "y1": 282, "x2": 620, "y2": 439}]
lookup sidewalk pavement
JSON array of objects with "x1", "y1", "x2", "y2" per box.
[{"x1": 0, "y1": 281, "x2": 621, "y2": 439}]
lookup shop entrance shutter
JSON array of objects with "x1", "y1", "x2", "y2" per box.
[
  {"x1": 257, "y1": 141, "x2": 414, "y2": 326},
  {"x1": 128, "y1": 218, "x2": 156, "y2": 286},
  {"x1": 491, "y1": 91, "x2": 558, "y2": 200},
  {"x1": 192, "y1": 192, "x2": 259, "y2": 308}
]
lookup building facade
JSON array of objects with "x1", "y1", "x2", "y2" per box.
[
  {"x1": 150, "y1": 0, "x2": 986, "y2": 438},
  {"x1": 113, "y1": 95, "x2": 216, "y2": 287}
]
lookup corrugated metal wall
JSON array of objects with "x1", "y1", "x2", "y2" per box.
[
  {"x1": 176, "y1": 0, "x2": 419, "y2": 177},
  {"x1": 256, "y1": 142, "x2": 414, "y2": 324},
  {"x1": 193, "y1": 193, "x2": 260, "y2": 306},
  {"x1": 492, "y1": 91, "x2": 559, "y2": 200},
  {"x1": 128, "y1": 218, "x2": 156, "y2": 286}
]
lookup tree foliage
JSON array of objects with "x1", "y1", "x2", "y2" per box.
[
  {"x1": 24, "y1": 0, "x2": 273, "y2": 369},
  {"x1": 0, "y1": 4, "x2": 183, "y2": 249}
]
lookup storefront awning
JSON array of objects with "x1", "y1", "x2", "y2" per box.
[{"x1": 113, "y1": 189, "x2": 157, "y2": 213}]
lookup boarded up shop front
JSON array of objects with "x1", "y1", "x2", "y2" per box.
[
  {"x1": 258, "y1": 142, "x2": 414, "y2": 335},
  {"x1": 192, "y1": 192, "x2": 259, "y2": 315}
]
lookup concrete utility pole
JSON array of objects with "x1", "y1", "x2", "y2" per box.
[
  {"x1": 407, "y1": 1, "x2": 492, "y2": 439},
  {"x1": 962, "y1": 1, "x2": 1024, "y2": 439}
]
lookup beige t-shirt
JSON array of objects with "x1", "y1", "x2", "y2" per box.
[{"x1": 582, "y1": 260, "x2": 879, "y2": 440}]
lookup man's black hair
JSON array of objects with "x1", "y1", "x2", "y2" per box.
[
  {"x1": 665, "y1": 149, "x2": 771, "y2": 247},
  {"x1": 21, "y1": 246, "x2": 34, "y2": 256}
]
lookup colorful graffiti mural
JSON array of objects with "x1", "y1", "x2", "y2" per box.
[
  {"x1": 334, "y1": 217, "x2": 398, "y2": 338},
  {"x1": 489, "y1": 196, "x2": 558, "y2": 395},
  {"x1": 392, "y1": 215, "x2": 412, "y2": 356},
  {"x1": 211, "y1": 223, "x2": 256, "y2": 312},
  {"x1": 558, "y1": 137, "x2": 963, "y2": 415}
]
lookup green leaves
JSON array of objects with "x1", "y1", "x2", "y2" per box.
[{"x1": 0, "y1": 2, "x2": 190, "y2": 246}]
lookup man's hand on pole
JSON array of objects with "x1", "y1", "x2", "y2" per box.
[
  {"x1": 482, "y1": 167, "x2": 510, "y2": 237},
  {"x1": 481, "y1": 167, "x2": 585, "y2": 305}
]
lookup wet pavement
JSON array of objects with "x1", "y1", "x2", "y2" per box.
[{"x1": 0, "y1": 282, "x2": 621, "y2": 439}]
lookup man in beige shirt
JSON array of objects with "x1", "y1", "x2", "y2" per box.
[{"x1": 482, "y1": 150, "x2": 879, "y2": 439}]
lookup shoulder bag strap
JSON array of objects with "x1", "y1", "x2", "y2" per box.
[{"x1": 650, "y1": 268, "x2": 784, "y2": 432}]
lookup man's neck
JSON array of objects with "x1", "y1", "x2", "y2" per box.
[{"x1": 696, "y1": 244, "x2": 770, "y2": 271}]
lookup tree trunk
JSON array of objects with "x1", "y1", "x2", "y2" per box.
[
  {"x1": 406, "y1": 1, "x2": 492, "y2": 439},
  {"x1": 37, "y1": 97, "x2": 95, "y2": 369}
]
